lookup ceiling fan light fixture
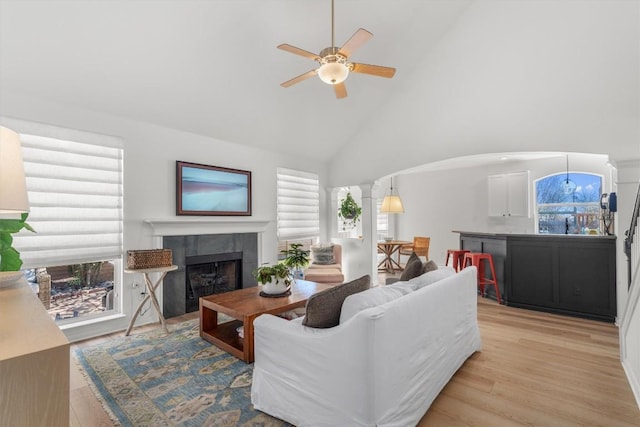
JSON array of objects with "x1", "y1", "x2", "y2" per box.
[{"x1": 318, "y1": 61, "x2": 349, "y2": 85}]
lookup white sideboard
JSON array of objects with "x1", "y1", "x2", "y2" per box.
[{"x1": 0, "y1": 274, "x2": 70, "y2": 427}]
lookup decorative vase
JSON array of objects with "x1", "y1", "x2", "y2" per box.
[{"x1": 262, "y1": 279, "x2": 292, "y2": 295}]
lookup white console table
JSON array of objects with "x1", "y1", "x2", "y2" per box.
[{"x1": 0, "y1": 272, "x2": 70, "y2": 427}]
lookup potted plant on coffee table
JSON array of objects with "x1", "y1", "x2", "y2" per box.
[
  {"x1": 280, "y1": 243, "x2": 310, "y2": 280},
  {"x1": 253, "y1": 262, "x2": 293, "y2": 295}
]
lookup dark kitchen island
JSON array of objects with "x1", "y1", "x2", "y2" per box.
[{"x1": 454, "y1": 231, "x2": 616, "y2": 322}]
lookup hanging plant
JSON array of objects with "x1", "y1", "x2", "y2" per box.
[{"x1": 338, "y1": 192, "x2": 362, "y2": 230}]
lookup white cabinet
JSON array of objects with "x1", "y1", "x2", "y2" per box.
[{"x1": 488, "y1": 171, "x2": 529, "y2": 217}]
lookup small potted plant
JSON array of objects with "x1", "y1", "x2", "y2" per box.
[
  {"x1": 280, "y1": 243, "x2": 310, "y2": 279},
  {"x1": 253, "y1": 262, "x2": 293, "y2": 295},
  {"x1": 338, "y1": 192, "x2": 362, "y2": 230}
]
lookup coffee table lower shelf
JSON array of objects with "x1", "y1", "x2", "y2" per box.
[{"x1": 201, "y1": 319, "x2": 244, "y2": 361}]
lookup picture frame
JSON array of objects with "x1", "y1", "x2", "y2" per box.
[{"x1": 176, "y1": 161, "x2": 252, "y2": 216}]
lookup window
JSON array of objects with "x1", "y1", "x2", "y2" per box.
[
  {"x1": 276, "y1": 168, "x2": 319, "y2": 245},
  {"x1": 377, "y1": 199, "x2": 389, "y2": 241},
  {"x1": 535, "y1": 173, "x2": 602, "y2": 234},
  {"x1": 5, "y1": 118, "x2": 123, "y2": 324}
]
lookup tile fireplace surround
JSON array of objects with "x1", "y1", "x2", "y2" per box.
[
  {"x1": 143, "y1": 219, "x2": 268, "y2": 319},
  {"x1": 162, "y1": 233, "x2": 258, "y2": 318}
]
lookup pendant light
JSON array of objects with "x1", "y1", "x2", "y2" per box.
[
  {"x1": 560, "y1": 154, "x2": 576, "y2": 195},
  {"x1": 380, "y1": 177, "x2": 404, "y2": 213}
]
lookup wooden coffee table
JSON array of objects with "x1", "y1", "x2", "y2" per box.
[{"x1": 199, "y1": 279, "x2": 333, "y2": 363}]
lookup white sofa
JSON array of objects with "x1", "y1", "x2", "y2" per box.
[{"x1": 251, "y1": 266, "x2": 482, "y2": 427}]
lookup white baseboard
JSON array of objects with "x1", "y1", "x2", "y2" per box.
[{"x1": 622, "y1": 359, "x2": 640, "y2": 410}]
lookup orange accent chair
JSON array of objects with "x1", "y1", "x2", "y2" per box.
[{"x1": 398, "y1": 236, "x2": 430, "y2": 264}]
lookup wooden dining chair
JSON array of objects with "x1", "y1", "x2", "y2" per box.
[{"x1": 398, "y1": 236, "x2": 430, "y2": 264}]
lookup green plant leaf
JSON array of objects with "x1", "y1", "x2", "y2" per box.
[
  {"x1": 0, "y1": 218, "x2": 25, "y2": 233},
  {"x1": 0, "y1": 246, "x2": 23, "y2": 271},
  {"x1": 0, "y1": 231, "x2": 12, "y2": 249},
  {"x1": 0, "y1": 213, "x2": 35, "y2": 271}
]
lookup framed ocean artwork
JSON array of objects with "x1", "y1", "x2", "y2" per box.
[{"x1": 176, "y1": 161, "x2": 251, "y2": 216}]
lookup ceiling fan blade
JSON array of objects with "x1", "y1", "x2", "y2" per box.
[
  {"x1": 334, "y1": 82, "x2": 347, "y2": 99},
  {"x1": 281, "y1": 70, "x2": 318, "y2": 88},
  {"x1": 338, "y1": 28, "x2": 373, "y2": 58},
  {"x1": 277, "y1": 44, "x2": 321, "y2": 61},
  {"x1": 351, "y1": 62, "x2": 396, "y2": 78}
]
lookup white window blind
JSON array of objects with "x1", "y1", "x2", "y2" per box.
[
  {"x1": 277, "y1": 168, "x2": 319, "y2": 241},
  {"x1": 4, "y1": 118, "x2": 123, "y2": 268}
]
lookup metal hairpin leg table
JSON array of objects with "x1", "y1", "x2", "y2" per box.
[{"x1": 124, "y1": 265, "x2": 178, "y2": 336}]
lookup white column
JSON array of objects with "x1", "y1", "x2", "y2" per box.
[{"x1": 360, "y1": 183, "x2": 379, "y2": 285}]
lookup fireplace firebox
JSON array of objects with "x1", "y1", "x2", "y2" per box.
[{"x1": 185, "y1": 252, "x2": 242, "y2": 313}]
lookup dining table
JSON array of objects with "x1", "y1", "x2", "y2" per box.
[{"x1": 377, "y1": 240, "x2": 411, "y2": 273}]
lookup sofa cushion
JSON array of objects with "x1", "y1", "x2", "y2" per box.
[
  {"x1": 302, "y1": 275, "x2": 371, "y2": 328},
  {"x1": 409, "y1": 266, "x2": 456, "y2": 289},
  {"x1": 423, "y1": 259, "x2": 438, "y2": 274},
  {"x1": 303, "y1": 268, "x2": 344, "y2": 284},
  {"x1": 340, "y1": 281, "x2": 417, "y2": 324},
  {"x1": 399, "y1": 252, "x2": 424, "y2": 281},
  {"x1": 311, "y1": 244, "x2": 335, "y2": 265}
]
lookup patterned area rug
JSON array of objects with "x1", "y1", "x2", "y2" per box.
[{"x1": 74, "y1": 318, "x2": 289, "y2": 427}]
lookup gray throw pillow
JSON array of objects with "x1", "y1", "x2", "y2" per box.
[
  {"x1": 302, "y1": 275, "x2": 371, "y2": 328},
  {"x1": 311, "y1": 244, "x2": 335, "y2": 265},
  {"x1": 399, "y1": 252, "x2": 424, "y2": 281},
  {"x1": 423, "y1": 259, "x2": 438, "y2": 274}
]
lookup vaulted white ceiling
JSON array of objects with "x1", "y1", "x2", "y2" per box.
[
  {"x1": 0, "y1": 0, "x2": 472, "y2": 162},
  {"x1": 1, "y1": 0, "x2": 638, "y2": 187}
]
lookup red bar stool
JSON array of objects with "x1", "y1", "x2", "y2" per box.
[
  {"x1": 445, "y1": 249, "x2": 470, "y2": 272},
  {"x1": 462, "y1": 252, "x2": 501, "y2": 304}
]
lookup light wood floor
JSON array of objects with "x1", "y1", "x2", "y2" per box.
[{"x1": 70, "y1": 296, "x2": 640, "y2": 426}]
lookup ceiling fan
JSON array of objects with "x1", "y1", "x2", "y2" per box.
[{"x1": 277, "y1": 0, "x2": 396, "y2": 99}]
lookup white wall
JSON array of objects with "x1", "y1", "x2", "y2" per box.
[
  {"x1": 615, "y1": 161, "x2": 640, "y2": 321},
  {"x1": 0, "y1": 92, "x2": 329, "y2": 341},
  {"x1": 328, "y1": 0, "x2": 639, "y2": 186}
]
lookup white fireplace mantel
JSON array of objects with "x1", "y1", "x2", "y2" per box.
[{"x1": 143, "y1": 218, "x2": 272, "y2": 236}]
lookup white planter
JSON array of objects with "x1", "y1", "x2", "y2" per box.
[{"x1": 262, "y1": 279, "x2": 292, "y2": 295}]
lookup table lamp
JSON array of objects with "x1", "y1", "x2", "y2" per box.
[
  {"x1": 0, "y1": 126, "x2": 30, "y2": 278},
  {"x1": 0, "y1": 126, "x2": 29, "y2": 214}
]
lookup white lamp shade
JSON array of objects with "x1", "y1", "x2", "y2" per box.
[
  {"x1": 0, "y1": 126, "x2": 29, "y2": 213},
  {"x1": 318, "y1": 62, "x2": 349, "y2": 85},
  {"x1": 380, "y1": 195, "x2": 404, "y2": 214}
]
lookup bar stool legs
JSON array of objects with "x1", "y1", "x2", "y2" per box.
[
  {"x1": 445, "y1": 249, "x2": 470, "y2": 272},
  {"x1": 463, "y1": 252, "x2": 501, "y2": 304}
]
